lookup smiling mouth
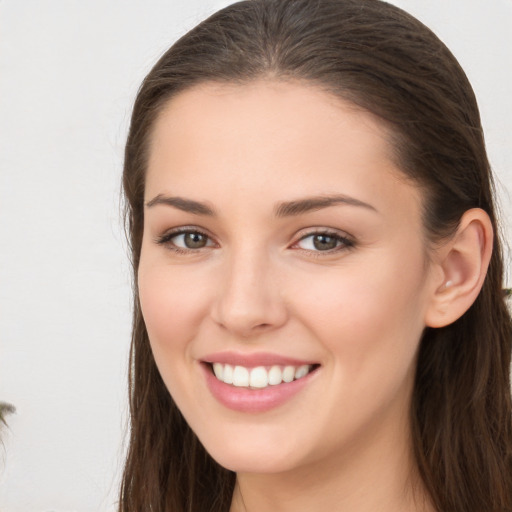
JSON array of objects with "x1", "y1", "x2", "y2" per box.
[{"x1": 207, "y1": 362, "x2": 320, "y2": 389}]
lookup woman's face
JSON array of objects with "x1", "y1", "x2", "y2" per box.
[{"x1": 138, "y1": 81, "x2": 439, "y2": 475}]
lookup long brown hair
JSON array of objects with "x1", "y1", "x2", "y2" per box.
[{"x1": 120, "y1": 1, "x2": 512, "y2": 510}]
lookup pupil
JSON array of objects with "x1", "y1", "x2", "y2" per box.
[
  {"x1": 313, "y1": 234, "x2": 337, "y2": 251},
  {"x1": 185, "y1": 232, "x2": 207, "y2": 249}
]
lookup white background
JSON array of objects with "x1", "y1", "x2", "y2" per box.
[{"x1": 0, "y1": 1, "x2": 510, "y2": 511}]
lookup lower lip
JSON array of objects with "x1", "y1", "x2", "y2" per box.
[{"x1": 201, "y1": 363, "x2": 318, "y2": 413}]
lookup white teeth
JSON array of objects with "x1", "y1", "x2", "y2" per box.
[
  {"x1": 213, "y1": 363, "x2": 223, "y2": 380},
  {"x1": 212, "y1": 362, "x2": 315, "y2": 388},
  {"x1": 295, "y1": 364, "x2": 309, "y2": 379},
  {"x1": 268, "y1": 365, "x2": 282, "y2": 385},
  {"x1": 282, "y1": 366, "x2": 295, "y2": 383},
  {"x1": 223, "y1": 364, "x2": 234, "y2": 384},
  {"x1": 232, "y1": 366, "x2": 249, "y2": 387},
  {"x1": 249, "y1": 366, "x2": 268, "y2": 388}
]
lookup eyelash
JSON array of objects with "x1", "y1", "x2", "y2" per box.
[{"x1": 155, "y1": 227, "x2": 355, "y2": 256}]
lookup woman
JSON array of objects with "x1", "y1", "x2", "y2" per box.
[{"x1": 119, "y1": 0, "x2": 512, "y2": 510}]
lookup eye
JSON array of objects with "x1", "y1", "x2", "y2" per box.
[
  {"x1": 294, "y1": 231, "x2": 354, "y2": 252},
  {"x1": 173, "y1": 232, "x2": 211, "y2": 249},
  {"x1": 156, "y1": 229, "x2": 215, "y2": 251}
]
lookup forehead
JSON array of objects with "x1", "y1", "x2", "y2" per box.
[
  {"x1": 145, "y1": 80, "x2": 422, "y2": 224},
  {"x1": 149, "y1": 80, "x2": 393, "y2": 162}
]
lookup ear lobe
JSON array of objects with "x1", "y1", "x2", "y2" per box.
[{"x1": 425, "y1": 208, "x2": 493, "y2": 328}]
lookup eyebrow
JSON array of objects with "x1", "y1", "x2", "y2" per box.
[
  {"x1": 145, "y1": 194, "x2": 216, "y2": 216},
  {"x1": 145, "y1": 193, "x2": 377, "y2": 217},
  {"x1": 274, "y1": 195, "x2": 377, "y2": 217}
]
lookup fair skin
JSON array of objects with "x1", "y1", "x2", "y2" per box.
[{"x1": 138, "y1": 80, "x2": 492, "y2": 512}]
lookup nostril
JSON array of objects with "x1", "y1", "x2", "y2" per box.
[{"x1": 240, "y1": 323, "x2": 272, "y2": 336}]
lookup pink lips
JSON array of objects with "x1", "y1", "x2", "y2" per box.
[
  {"x1": 200, "y1": 351, "x2": 319, "y2": 413},
  {"x1": 202, "y1": 351, "x2": 315, "y2": 368}
]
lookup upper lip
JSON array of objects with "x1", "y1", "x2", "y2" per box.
[{"x1": 201, "y1": 351, "x2": 318, "y2": 367}]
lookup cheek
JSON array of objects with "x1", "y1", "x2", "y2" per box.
[
  {"x1": 292, "y1": 248, "x2": 428, "y2": 373},
  {"x1": 137, "y1": 261, "x2": 212, "y2": 355},
  {"x1": 137, "y1": 260, "x2": 215, "y2": 413}
]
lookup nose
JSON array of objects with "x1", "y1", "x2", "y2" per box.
[{"x1": 211, "y1": 247, "x2": 288, "y2": 338}]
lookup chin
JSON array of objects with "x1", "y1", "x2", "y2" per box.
[
  {"x1": 199, "y1": 431, "x2": 307, "y2": 474},
  {"x1": 209, "y1": 449, "x2": 297, "y2": 474}
]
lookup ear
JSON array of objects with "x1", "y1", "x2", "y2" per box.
[{"x1": 425, "y1": 208, "x2": 493, "y2": 328}]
